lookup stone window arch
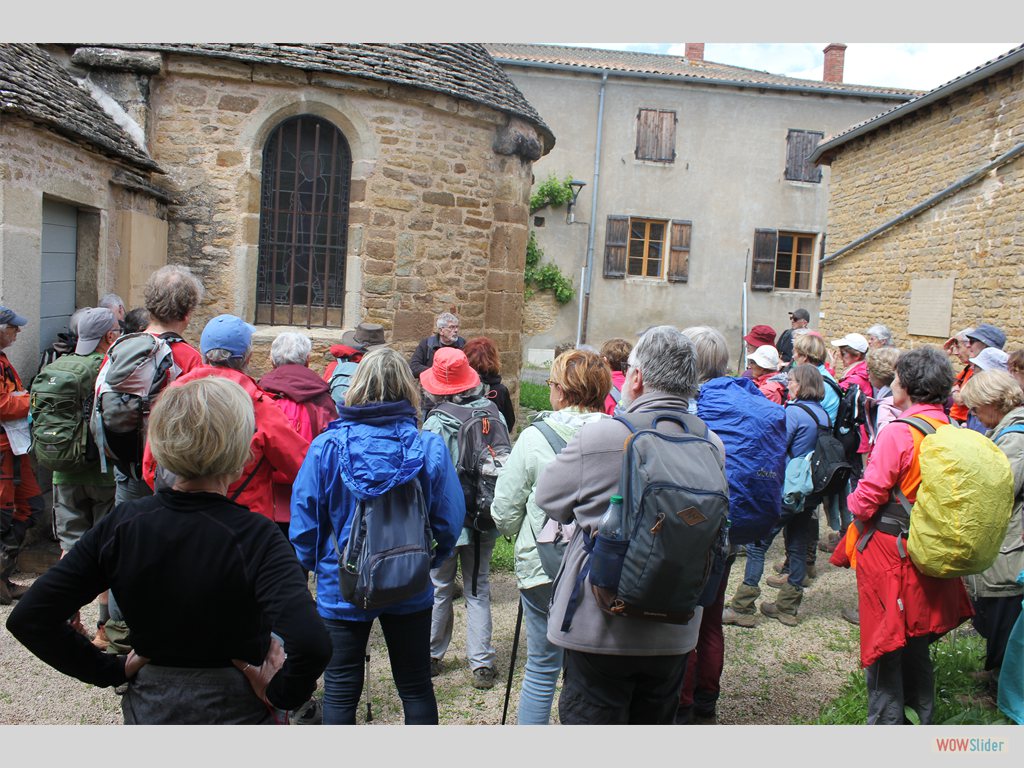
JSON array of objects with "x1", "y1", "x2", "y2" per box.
[{"x1": 256, "y1": 115, "x2": 352, "y2": 326}]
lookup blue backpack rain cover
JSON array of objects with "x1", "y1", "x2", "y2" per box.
[{"x1": 697, "y1": 376, "x2": 787, "y2": 545}]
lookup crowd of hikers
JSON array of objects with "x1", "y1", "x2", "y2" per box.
[{"x1": 2, "y1": 277, "x2": 1023, "y2": 727}]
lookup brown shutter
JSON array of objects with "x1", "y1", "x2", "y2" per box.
[
  {"x1": 751, "y1": 229, "x2": 778, "y2": 291},
  {"x1": 658, "y1": 111, "x2": 677, "y2": 162},
  {"x1": 667, "y1": 220, "x2": 691, "y2": 282},
  {"x1": 636, "y1": 110, "x2": 676, "y2": 162},
  {"x1": 785, "y1": 129, "x2": 823, "y2": 182},
  {"x1": 603, "y1": 215, "x2": 629, "y2": 279}
]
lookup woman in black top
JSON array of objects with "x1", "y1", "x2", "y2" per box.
[
  {"x1": 6, "y1": 376, "x2": 330, "y2": 724},
  {"x1": 464, "y1": 336, "x2": 516, "y2": 433}
]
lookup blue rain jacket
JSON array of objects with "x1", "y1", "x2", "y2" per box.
[{"x1": 290, "y1": 399, "x2": 464, "y2": 621}]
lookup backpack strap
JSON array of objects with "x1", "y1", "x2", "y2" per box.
[
  {"x1": 229, "y1": 455, "x2": 266, "y2": 502},
  {"x1": 893, "y1": 415, "x2": 937, "y2": 437},
  {"x1": 824, "y1": 376, "x2": 843, "y2": 398},
  {"x1": 530, "y1": 419, "x2": 567, "y2": 455},
  {"x1": 995, "y1": 425, "x2": 1024, "y2": 442},
  {"x1": 157, "y1": 331, "x2": 185, "y2": 345},
  {"x1": 608, "y1": 385, "x2": 621, "y2": 404},
  {"x1": 787, "y1": 401, "x2": 830, "y2": 458}
]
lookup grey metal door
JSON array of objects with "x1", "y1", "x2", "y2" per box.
[{"x1": 40, "y1": 199, "x2": 78, "y2": 354}]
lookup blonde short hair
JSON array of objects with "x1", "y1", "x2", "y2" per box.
[
  {"x1": 550, "y1": 349, "x2": 610, "y2": 412},
  {"x1": 866, "y1": 346, "x2": 901, "y2": 388},
  {"x1": 793, "y1": 332, "x2": 827, "y2": 365},
  {"x1": 149, "y1": 377, "x2": 254, "y2": 481},
  {"x1": 961, "y1": 370, "x2": 1024, "y2": 414},
  {"x1": 345, "y1": 347, "x2": 420, "y2": 409}
]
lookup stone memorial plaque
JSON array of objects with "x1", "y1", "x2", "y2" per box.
[{"x1": 907, "y1": 277, "x2": 955, "y2": 338}]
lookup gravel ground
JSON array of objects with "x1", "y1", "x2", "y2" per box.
[{"x1": 0, "y1": 519, "x2": 862, "y2": 726}]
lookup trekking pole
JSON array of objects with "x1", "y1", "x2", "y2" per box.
[
  {"x1": 501, "y1": 598, "x2": 524, "y2": 725},
  {"x1": 364, "y1": 638, "x2": 373, "y2": 722}
]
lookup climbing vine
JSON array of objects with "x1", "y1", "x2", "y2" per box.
[
  {"x1": 524, "y1": 231, "x2": 575, "y2": 304},
  {"x1": 529, "y1": 173, "x2": 575, "y2": 212}
]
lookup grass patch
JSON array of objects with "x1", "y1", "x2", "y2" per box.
[
  {"x1": 491, "y1": 536, "x2": 515, "y2": 573},
  {"x1": 811, "y1": 627, "x2": 1013, "y2": 724},
  {"x1": 519, "y1": 381, "x2": 551, "y2": 412}
]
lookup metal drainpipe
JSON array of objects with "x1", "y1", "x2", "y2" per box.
[{"x1": 576, "y1": 70, "x2": 608, "y2": 347}]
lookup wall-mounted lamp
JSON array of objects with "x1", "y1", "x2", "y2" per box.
[{"x1": 566, "y1": 179, "x2": 586, "y2": 224}]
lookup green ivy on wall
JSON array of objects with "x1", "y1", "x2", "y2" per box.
[
  {"x1": 525, "y1": 231, "x2": 575, "y2": 304},
  {"x1": 529, "y1": 174, "x2": 575, "y2": 212}
]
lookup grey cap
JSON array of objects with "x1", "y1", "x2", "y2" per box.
[{"x1": 75, "y1": 307, "x2": 120, "y2": 355}]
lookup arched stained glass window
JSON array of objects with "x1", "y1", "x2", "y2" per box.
[{"x1": 256, "y1": 116, "x2": 351, "y2": 327}]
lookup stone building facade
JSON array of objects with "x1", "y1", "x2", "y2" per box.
[
  {"x1": 812, "y1": 45, "x2": 1024, "y2": 349},
  {"x1": 4, "y1": 44, "x2": 552, "y2": 381}
]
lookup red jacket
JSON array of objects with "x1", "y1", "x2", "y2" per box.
[
  {"x1": 142, "y1": 366, "x2": 310, "y2": 524},
  {"x1": 258, "y1": 364, "x2": 337, "y2": 522},
  {"x1": 845, "y1": 403, "x2": 973, "y2": 668}
]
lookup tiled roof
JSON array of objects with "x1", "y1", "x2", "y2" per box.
[
  {"x1": 0, "y1": 44, "x2": 159, "y2": 172},
  {"x1": 485, "y1": 43, "x2": 920, "y2": 99},
  {"x1": 812, "y1": 43, "x2": 1024, "y2": 163},
  {"x1": 106, "y1": 43, "x2": 554, "y2": 149}
]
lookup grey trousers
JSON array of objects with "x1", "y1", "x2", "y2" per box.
[
  {"x1": 429, "y1": 536, "x2": 497, "y2": 670},
  {"x1": 864, "y1": 635, "x2": 935, "y2": 724},
  {"x1": 122, "y1": 664, "x2": 278, "y2": 725}
]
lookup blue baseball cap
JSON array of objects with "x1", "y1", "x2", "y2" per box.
[
  {"x1": 0, "y1": 306, "x2": 28, "y2": 327},
  {"x1": 200, "y1": 314, "x2": 256, "y2": 358}
]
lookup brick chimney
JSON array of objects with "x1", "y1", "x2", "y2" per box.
[
  {"x1": 823, "y1": 43, "x2": 847, "y2": 83},
  {"x1": 685, "y1": 43, "x2": 705, "y2": 63}
]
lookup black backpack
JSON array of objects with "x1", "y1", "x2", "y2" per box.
[
  {"x1": 826, "y1": 378, "x2": 866, "y2": 459},
  {"x1": 790, "y1": 402, "x2": 853, "y2": 496},
  {"x1": 334, "y1": 478, "x2": 434, "y2": 610}
]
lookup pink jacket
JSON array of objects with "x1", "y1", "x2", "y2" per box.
[
  {"x1": 840, "y1": 360, "x2": 873, "y2": 454},
  {"x1": 603, "y1": 369, "x2": 627, "y2": 416}
]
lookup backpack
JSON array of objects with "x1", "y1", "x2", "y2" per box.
[
  {"x1": 91, "y1": 331, "x2": 182, "y2": 478},
  {"x1": 608, "y1": 385, "x2": 621, "y2": 405},
  {"x1": 790, "y1": 402, "x2": 853, "y2": 496},
  {"x1": 696, "y1": 376, "x2": 787, "y2": 545},
  {"x1": 826, "y1": 378, "x2": 866, "y2": 458},
  {"x1": 328, "y1": 359, "x2": 360, "y2": 407},
  {"x1": 29, "y1": 353, "x2": 103, "y2": 471},
  {"x1": 38, "y1": 331, "x2": 77, "y2": 372},
  {"x1": 426, "y1": 400, "x2": 511, "y2": 533},
  {"x1": 530, "y1": 418, "x2": 575, "y2": 580},
  {"x1": 878, "y1": 416, "x2": 1015, "y2": 579},
  {"x1": 571, "y1": 410, "x2": 729, "y2": 627},
  {"x1": 333, "y1": 478, "x2": 434, "y2": 610}
]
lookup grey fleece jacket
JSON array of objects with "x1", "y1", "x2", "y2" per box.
[{"x1": 534, "y1": 391, "x2": 725, "y2": 656}]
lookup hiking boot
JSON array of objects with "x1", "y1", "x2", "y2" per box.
[
  {"x1": 290, "y1": 697, "x2": 322, "y2": 725},
  {"x1": 693, "y1": 710, "x2": 717, "y2": 725},
  {"x1": 729, "y1": 582, "x2": 760, "y2": 613},
  {"x1": 766, "y1": 572, "x2": 811, "y2": 589},
  {"x1": 722, "y1": 607, "x2": 756, "y2": 628},
  {"x1": 760, "y1": 583, "x2": 802, "y2": 626},
  {"x1": 472, "y1": 666, "x2": 497, "y2": 690},
  {"x1": 772, "y1": 559, "x2": 788, "y2": 575},
  {"x1": 841, "y1": 606, "x2": 860, "y2": 625},
  {"x1": 4, "y1": 580, "x2": 29, "y2": 599},
  {"x1": 91, "y1": 623, "x2": 110, "y2": 651},
  {"x1": 430, "y1": 658, "x2": 442, "y2": 677},
  {"x1": 0, "y1": 580, "x2": 11, "y2": 606},
  {"x1": 805, "y1": 564, "x2": 818, "y2": 579}
]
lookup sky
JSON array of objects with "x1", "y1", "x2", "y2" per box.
[{"x1": 562, "y1": 43, "x2": 1020, "y2": 92}]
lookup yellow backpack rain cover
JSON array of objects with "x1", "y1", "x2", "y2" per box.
[{"x1": 907, "y1": 424, "x2": 1015, "y2": 578}]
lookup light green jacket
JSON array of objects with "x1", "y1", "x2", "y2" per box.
[{"x1": 491, "y1": 407, "x2": 608, "y2": 589}]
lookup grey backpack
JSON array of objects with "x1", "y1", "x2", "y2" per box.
[{"x1": 564, "y1": 410, "x2": 729, "y2": 628}]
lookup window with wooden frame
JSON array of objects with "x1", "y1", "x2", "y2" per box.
[
  {"x1": 603, "y1": 215, "x2": 691, "y2": 282},
  {"x1": 750, "y1": 229, "x2": 816, "y2": 291},
  {"x1": 635, "y1": 108, "x2": 677, "y2": 163},
  {"x1": 784, "y1": 129, "x2": 823, "y2": 183}
]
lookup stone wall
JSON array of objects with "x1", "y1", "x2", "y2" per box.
[
  {"x1": 819, "y1": 63, "x2": 1024, "y2": 351},
  {"x1": 144, "y1": 55, "x2": 534, "y2": 381},
  {"x1": 0, "y1": 117, "x2": 164, "y2": 376}
]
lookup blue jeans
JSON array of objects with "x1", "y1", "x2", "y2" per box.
[
  {"x1": 743, "y1": 500, "x2": 818, "y2": 590},
  {"x1": 323, "y1": 609, "x2": 437, "y2": 725},
  {"x1": 517, "y1": 583, "x2": 562, "y2": 725}
]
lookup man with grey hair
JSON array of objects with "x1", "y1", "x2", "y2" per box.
[
  {"x1": 534, "y1": 325, "x2": 727, "y2": 724},
  {"x1": 409, "y1": 311, "x2": 466, "y2": 378},
  {"x1": 98, "y1": 293, "x2": 126, "y2": 324},
  {"x1": 865, "y1": 324, "x2": 894, "y2": 349}
]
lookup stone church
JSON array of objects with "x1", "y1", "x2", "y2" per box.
[{"x1": 0, "y1": 43, "x2": 554, "y2": 379}]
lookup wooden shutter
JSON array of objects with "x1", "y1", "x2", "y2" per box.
[
  {"x1": 785, "y1": 129, "x2": 823, "y2": 182},
  {"x1": 636, "y1": 109, "x2": 676, "y2": 162},
  {"x1": 667, "y1": 220, "x2": 691, "y2": 282},
  {"x1": 751, "y1": 229, "x2": 778, "y2": 291},
  {"x1": 603, "y1": 215, "x2": 629, "y2": 279}
]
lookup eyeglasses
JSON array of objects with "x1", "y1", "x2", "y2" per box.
[{"x1": 545, "y1": 379, "x2": 560, "y2": 387}]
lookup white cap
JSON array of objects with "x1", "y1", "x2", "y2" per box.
[
  {"x1": 831, "y1": 333, "x2": 869, "y2": 355},
  {"x1": 747, "y1": 344, "x2": 781, "y2": 371}
]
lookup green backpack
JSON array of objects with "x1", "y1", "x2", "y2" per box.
[{"x1": 30, "y1": 353, "x2": 102, "y2": 471}]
